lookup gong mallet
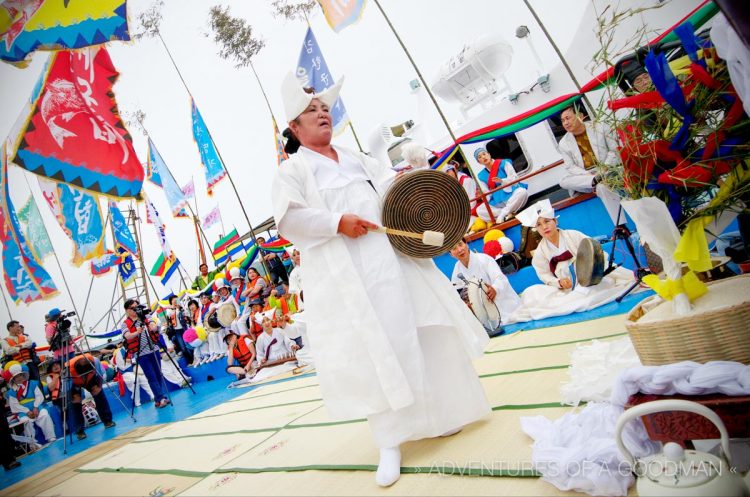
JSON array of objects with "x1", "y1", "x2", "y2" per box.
[{"x1": 369, "y1": 225, "x2": 445, "y2": 246}]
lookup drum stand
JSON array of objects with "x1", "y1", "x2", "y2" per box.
[{"x1": 603, "y1": 219, "x2": 652, "y2": 303}]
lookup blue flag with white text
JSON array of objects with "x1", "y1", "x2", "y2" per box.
[{"x1": 296, "y1": 27, "x2": 349, "y2": 134}]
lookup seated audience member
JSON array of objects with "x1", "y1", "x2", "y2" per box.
[
  {"x1": 204, "y1": 279, "x2": 238, "y2": 351},
  {"x1": 254, "y1": 310, "x2": 299, "y2": 366},
  {"x1": 224, "y1": 331, "x2": 257, "y2": 380},
  {"x1": 516, "y1": 200, "x2": 633, "y2": 289},
  {"x1": 228, "y1": 267, "x2": 250, "y2": 336},
  {"x1": 242, "y1": 267, "x2": 267, "y2": 304},
  {"x1": 3, "y1": 321, "x2": 40, "y2": 382},
  {"x1": 473, "y1": 148, "x2": 528, "y2": 221},
  {"x1": 47, "y1": 354, "x2": 115, "y2": 439},
  {"x1": 111, "y1": 343, "x2": 154, "y2": 407},
  {"x1": 6, "y1": 363, "x2": 56, "y2": 444},
  {"x1": 247, "y1": 299, "x2": 264, "y2": 341},
  {"x1": 192, "y1": 263, "x2": 224, "y2": 291},
  {"x1": 557, "y1": 105, "x2": 623, "y2": 223},
  {"x1": 449, "y1": 239, "x2": 522, "y2": 323},
  {"x1": 277, "y1": 314, "x2": 314, "y2": 368},
  {"x1": 445, "y1": 161, "x2": 504, "y2": 225}
]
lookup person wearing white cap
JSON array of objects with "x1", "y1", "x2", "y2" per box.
[
  {"x1": 229, "y1": 267, "x2": 251, "y2": 336},
  {"x1": 514, "y1": 200, "x2": 634, "y2": 320},
  {"x1": 444, "y1": 162, "x2": 504, "y2": 227},
  {"x1": 253, "y1": 310, "x2": 298, "y2": 366},
  {"x1": 272, "y1": 72, "x2": 490, "y2": 487},
  {"x1": 6, "y1": 364, "x2": 56, "y2": 445},
  {"x1": 204, "y1": 279, "x2": 238, "y2": 359}
]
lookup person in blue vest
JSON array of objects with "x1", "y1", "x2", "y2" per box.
[
  {"x1": 474, "y1": 147, "x2": 529, "y2": 222},
  {"x1": 6, "y1": 363, "x2": 56, "y2": 445}
]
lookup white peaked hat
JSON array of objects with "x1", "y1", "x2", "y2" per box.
[
  {"x1": 281, "y1": 71, "x2": 345, "y2": 122},
  {"x1": 516, "y1": 199, "x2": 556, "y2": 228},
  {"x1": 214, "y1": 278, "x2": 229, "y2": 291},
  {"x1": 229, "y1": 267, "x2": 242, "y2": 281},
  {"x1": 254, "y1": 309, "x2": 277, "y2": 325}
]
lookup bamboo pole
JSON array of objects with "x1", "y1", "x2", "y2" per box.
[{"x1": 154, "y1": 32, "x2": 271, "y2": 276}]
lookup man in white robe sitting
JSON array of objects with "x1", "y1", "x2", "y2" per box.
[{"x1": 449, "y1": 239, "x2": 522, "y2": 328}]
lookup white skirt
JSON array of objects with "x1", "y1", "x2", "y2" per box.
[{"x1": 366, "y1": 324, "x2": 491, "y2": 448}]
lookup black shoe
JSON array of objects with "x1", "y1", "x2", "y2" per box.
[
  {"x1": 76, "y1": 430, "x2": 87, "y2": 440},
  {"x1": 3, "y1": 460, "x2": 21, "y2": 470},
  {"x1": 104, "y1": 421, "x2": 116, "y2": 429}
]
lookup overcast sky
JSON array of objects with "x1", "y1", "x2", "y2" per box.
[{"x1": 0, "y1": 0, "x2": 697, "y2": 343}]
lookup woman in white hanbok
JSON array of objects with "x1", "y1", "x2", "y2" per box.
[
  {"x1": 514, "y1": 200, "x2": 635, "y2": 321},
  {"x1": 272, "y1": 73, "x2": 490, "y2": 487}
]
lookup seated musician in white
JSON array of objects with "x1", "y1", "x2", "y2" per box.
[
  {"x1": 204, "y1": 278, "x2": 239, "y2": 349},
  {"x1": 254, "y1": 310, "x2": 299, "y2": 366},
  {"x1": 513, "y1": 200, "x2": 635, "y2": 321},
  {"x1": 449, "y1": 239, "x2": 521, "y2": 323}
]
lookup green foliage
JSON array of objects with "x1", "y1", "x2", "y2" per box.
[{"x1": 208, "y1": 5, "x2": 265, "y2": 69}]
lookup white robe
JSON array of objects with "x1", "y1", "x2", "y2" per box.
[
  {"x1": 451, "y1": 251, "x2": 522, "y2": 322},
  {"x1": 280, "y1": 314, "x2": 314, "y2": 368},
  {"x1": 272, "y1": 145, "x2": 490, "y2": 447},
  {"x1": 516, "y1": 229, "x2": 637, "y2": 321},
  {"x1": 557, "y1": 122, "x2": 623, "y2": 224},
  {"x1": 255, "y1": 328, "x2": 296, "y2": 363},
  {"x1": 288, "y1": 266, "x2": 304, "y2": 311}
]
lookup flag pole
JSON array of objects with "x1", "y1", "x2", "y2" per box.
[
  {"x1": 190, "y1": 174, "x2": 208, "y2": 267},
  {"x1": 155, "y1": 32, "x2": 271, "y2": 277},
  {"x1": 370, "y1": 0, "x2": 487, "y2": 200},
  {"x1": 21, "y1": 174, "x2": 87, "y2": 338},
  {"x1": 0, "y1": 284, "x2": 13, "y2": 320}
]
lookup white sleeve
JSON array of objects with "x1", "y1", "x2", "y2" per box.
[
  {"x1": 273, "y1": 165, "x2": 342, "y2": 250},
  {"x1": 33, "y1": 385, "x2": 44, "y2": 409},
  {"x1": 483, "y1": 254, "x2": 514, "y2": 296},
  {"x1": 8, "y1": 394, "x2": 27, "y2": 414},
  {"x1": 532, "y1": 246, "x2": 558, "y2": 287}
]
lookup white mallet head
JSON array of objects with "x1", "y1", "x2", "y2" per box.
[{"x1": 422, "y1": 230, "x2": 445, "y2": 247}]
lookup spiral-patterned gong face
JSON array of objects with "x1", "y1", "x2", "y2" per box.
[{"x1": 382, "y1": 169, "x2": 470, "y2": 258}]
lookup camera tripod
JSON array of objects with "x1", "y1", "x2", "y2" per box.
[
  {"x1": 54, "y1": 331, "x2": 134, "y2": 455},
  {"x1": 129, "y1": 312, "x2": 196, "y2": 417},
  {"x1": 602, "y1": 207, "x2": 652, "y2": 303}
]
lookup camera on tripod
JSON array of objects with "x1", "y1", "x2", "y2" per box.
[
  {"x1": 48, "y1": 309, "x2": 76, "y2": 352},
  {"x1": 133, "y1": 304, "x2": 150, "y2": 322}
]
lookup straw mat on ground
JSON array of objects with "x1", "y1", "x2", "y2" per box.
[
  {"x1": 36, "y1": 471, "x2": 200, "y2": 497},
  {"x1": 485, "y1": 314, "x2": 627, "y2": 353},
  {"x1": 179, "y1": 469, "x2": 585, "y2": 496},
  {"x1": 134, "y1": 400, "x2": 325, "y2": 442},
  {"x1": 474, "y1": 342, "x2": 573, "y2": 376},
  {"x1": 79, "y1": 432, "x2": 272, "y2": 473},
  {"x1": 0, "y1": 425, "x2": 164, "y2": 497},
  {"x1": 218, "y1": 406, "x2": 570, "y2": 475},
  {"x1": 191, "y1": 387, "x2": 323, "y2": 419},
  {"x1": 481, "y1": 368, "x2": 567, "y2": 407}
]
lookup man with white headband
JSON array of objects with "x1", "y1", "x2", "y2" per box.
[{"x1": 272, "y1": 73, "x2": 490, "y2": 487}]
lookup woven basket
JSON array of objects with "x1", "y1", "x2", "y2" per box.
[{"x1": 626, "y1": 274, "x2": 750, "y2": 366}]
